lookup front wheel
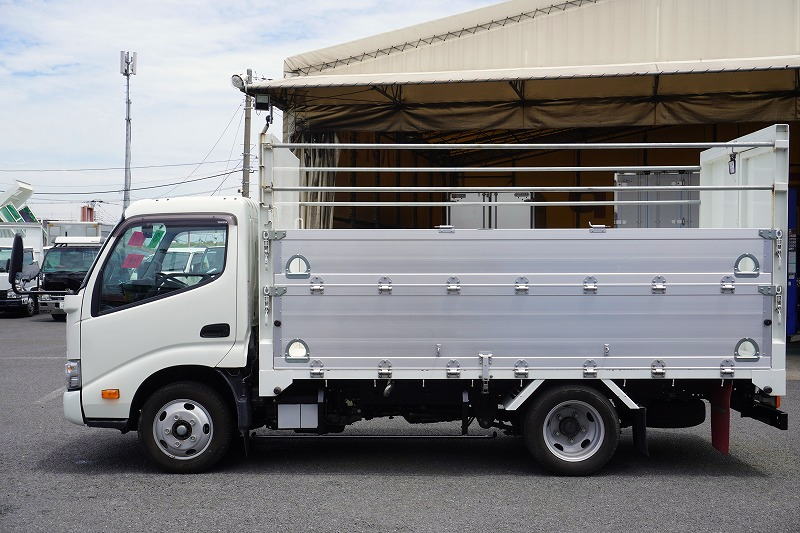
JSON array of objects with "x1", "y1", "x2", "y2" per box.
[
  {"x1": 523, "y1": 385, "x2": 619, "y2": 476},
  {"x1": 138, "y1": 381, "x2": 234, "y2": 473}
]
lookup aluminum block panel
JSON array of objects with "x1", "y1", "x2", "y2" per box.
[{"x1": 271, "y1": 228, "x2": 776, "y2": 377}]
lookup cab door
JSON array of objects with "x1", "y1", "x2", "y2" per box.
[{"x1": 79, "y1": 214, "x2": 237, "y2": 420}]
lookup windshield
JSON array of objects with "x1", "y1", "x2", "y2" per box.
[
  {"x1": 42, "y1": 247, "x2": 100, "y2": 273},
  {"x1": 0, "y1": 247, "x2": 34, "y2": 273}
]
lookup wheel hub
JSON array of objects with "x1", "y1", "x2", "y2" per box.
[
  {"x1": 152, "y1": 399, "x2": 213, "y2": 460},
  {"x1": 543, "y1": 400, "x2": 605, "y2": 462},
  {"x1": 558, "y1": 416, "x2": 580, "y2": 438}
]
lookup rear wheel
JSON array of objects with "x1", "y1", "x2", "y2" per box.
[
  {"x1": 138, "y1": 381, "x2": 233, "y2": 473},
  {"x1": 523, "y1": 385, "x2": 619, "y2": 476}
]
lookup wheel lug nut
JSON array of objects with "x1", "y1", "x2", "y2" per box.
[
  {"x1": 174, "y1": 442, "x2": 181, "y2": 448},
  {"x1": 189, "y1": 420, "x2": 196, "y2": 425},
  {"x1": 164, "y1": 428, "x2": 170, "y2": 434},
  {"x1": 190, "y1": 436, "x2": 196, "y2": 441},
  {"x1": 556, "y1": 415, "x2": 561, "y2": 420},
  {"x1": 554, "y1": 431, "x2": 560, "y2": 436},
  {"x1": 569, "y1": 438, "x2": 574, "y2": 443}
]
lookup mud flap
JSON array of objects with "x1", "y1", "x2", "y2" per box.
[
  {"x1": 710, "y1": 382, "x2": 733, "y2": 454},
  {"x1": 632, "y1": 407, "x2": 648, "y2": 456}
]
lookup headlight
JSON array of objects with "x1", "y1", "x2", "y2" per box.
[{"x1": 65, "y1": 360, "x2": 81, "y2": 390}]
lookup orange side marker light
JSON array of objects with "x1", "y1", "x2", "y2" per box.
[{"x1": 101, "y1": 389, "x2": 120, "y2": 400}]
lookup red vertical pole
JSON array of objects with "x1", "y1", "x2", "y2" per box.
[{"x1": 710, "y1": 381, "x2": 733, "y2": 454}]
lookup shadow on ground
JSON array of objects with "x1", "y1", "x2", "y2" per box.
[{"x1": 34, "y1": 427, "x2": 766, "y2": 478}]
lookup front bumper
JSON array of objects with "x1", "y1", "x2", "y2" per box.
[
  {"x1": 38, "y1": 295, "x2": 65, "y2": 314},
  {"x1": 0, "y1": 296, "x2": 30, "y2": 310},
  {"x1": 63, "y1": 390, "x2": 84, "y2": 425}
]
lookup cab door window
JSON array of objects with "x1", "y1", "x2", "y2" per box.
[{"x1": 96, "y1": 219, "x2": 227, "y2": 314}]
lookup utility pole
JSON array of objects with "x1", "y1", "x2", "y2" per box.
[
  {"x1": 242, "y1": 68, "x2": 253, "y2": 198},
  {"x1": 120, "y1": 51, "x2": 137, "y2": 211}
]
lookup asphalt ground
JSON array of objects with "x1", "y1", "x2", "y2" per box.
[{"x1": 1, "y1": 313, "x2": 799, "y2": 532}]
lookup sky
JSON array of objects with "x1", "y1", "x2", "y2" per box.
[{"x1": 0, "y1": 0, "x2": 495, "y2": 222}]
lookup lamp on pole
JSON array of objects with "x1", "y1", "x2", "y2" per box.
[{"x1": 120, "y1": 51, "x2": 137, "y2": 212}]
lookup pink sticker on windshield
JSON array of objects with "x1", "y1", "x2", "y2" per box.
[
  {"x1": 127, "y1": 231, "x2": 145, "y2": 247},
  {"x1": 121, "y1": 253, "x2": 145, "y2": 269}
]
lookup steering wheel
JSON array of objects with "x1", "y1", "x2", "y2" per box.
[{"x1": 154, "y1": 272, "x2": 188, "y2": 289}]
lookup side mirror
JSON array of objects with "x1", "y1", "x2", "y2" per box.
[
  {"x1": 8, "y1": 234, "x2": 24, "y2": 293},
  {"x1": 22, "y1": 261, "x2": 40, "y2": 281}
]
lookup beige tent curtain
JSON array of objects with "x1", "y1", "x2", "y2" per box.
[{"x1": 294, "y1": 131, "x2": 339, "y2": 229}]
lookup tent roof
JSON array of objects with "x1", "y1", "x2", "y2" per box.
[
  {"x1": 253, "y1": 56, "x2": 800, "y2": 90},
  {"x1": 243, "y1": 0, "x2": 800, "y2": 132}
]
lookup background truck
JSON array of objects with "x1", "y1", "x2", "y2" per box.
[
  {"x1": 1, "y1": 221, "x2": 44, "y2": 317},
  {"x1": 12, "y1": 124, "x2": 789, "y2": 475},
  {"x1": 37, "y1": 236, "x2": 104, "y2": 321}
]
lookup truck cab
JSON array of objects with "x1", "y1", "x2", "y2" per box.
[
  {"x1": 1, "y1": 245, "x2": 37, "y2": 316},
  {"x1": 37, "y1": 236, "x2": 104, "y2": 321}
]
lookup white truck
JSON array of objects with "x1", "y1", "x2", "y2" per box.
[
  {"x1": 10, "y1": 124, "x2": 789, "y2": 475},
  {"x1": 37, "y1": 236, "x2": 104, "y2": 321},
  {"x1": 1, "y1": 222, "x2": 45, "y2": 316}
]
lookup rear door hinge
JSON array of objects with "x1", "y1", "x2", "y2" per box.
[
  {"x1": 265, "y1": 230, "x2": 286, "y2": 240},
  {"x1": 264, "y1": 286, "x2": 286, "y2": 297},
  {"x1": 760, "y1": 229, "x2": 784, "y2": 262},
  {"x1": 720, "y1": 359, "x2": 735, "y2": 378},
  {"x1": 479, "y1": 352, "x2": 492, "y2": 393}
]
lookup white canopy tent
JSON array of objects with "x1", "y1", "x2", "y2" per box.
[{"x1": 245, "y1": 0, "x2": 800, "y2": 132}]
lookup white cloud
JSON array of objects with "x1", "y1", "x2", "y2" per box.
[{"x1": 0, "y1": 0, "x2": 495, "y2": 221}]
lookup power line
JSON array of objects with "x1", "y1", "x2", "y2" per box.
[
  {"x1": 0, "y1": 158, "x2": 244, "y2": 172},
  {"x1": 32, "y1": 169, "x2": 249, "y2": 196},
  {"x1": 0, "y1": 157, "x2": 256, "y2": 190},
  {"x1": 213, "y1": 105, "x2": 246, "y2": 196},
  {"x1": 163, "y1": 103, "x2": 244, "y2": 196}
]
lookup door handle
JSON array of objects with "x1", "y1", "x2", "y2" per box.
[{"x1": 200, "y1": 323, "x2": 230, "y2": 338}]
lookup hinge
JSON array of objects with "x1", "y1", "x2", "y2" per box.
[
  {"x1": 720, "y1": 276, "x2": 735, "y2": 294},
  {"x1": 651, "y1": 276, "x2": 666, "y2": 294},
  {"x1": 265, "y1": 230, "x2": 286, "y2": 240},
  {"x1": 377, "y1": 276, "x2": 392, "y2": 294},
  {"x1": 377, "y1": 360, "x2": 392, "y2": 379},
  {"x1": 309, "y1": 276, "x2": 324, "y2": 294},
  {"x1": 720, "y1": 359, "x2": 735, "y2": 378},
  {"x1": 309, "y1": 360, "x2": 324, "y2": 379},
  {"x1": 758, "y1": 285, "x2": 779, "y2": 296},
  {"x1": 479, "y1": 352, "x2": 492, "y2": 393},
  {"x1": 435, "y1": 225, "x2": 455, "y2": 233},
  {"x1": 589, "y1": 223, "x2": 606, "y2": 233},
  {"x1": 446, "y1": 359, "x2": 461, "y2": 378},
  {"x1": 446, "y1": 276, "x2": 461, "y2": 294},
  {"x1": 583, "y1": 360, "x2": 598, "y2": 378},
  {"x1": 758, "y1": 229, "x2": 780, "y2": 240},
  {"x1": 264, "y1": 286, "x2": 286, "y2": 297},
  {"x1": 651, "y1": 360, "x2": 666, "y2": 378},
  {"x1": 514, "y1": 277, "x2": 529, "y2": 294},
  {"x1": 583, "y1": 276, "x2": 598, "y2": 294},
  {"x1": 513, "y1": 360, "x2": 529, "y2": 378}
]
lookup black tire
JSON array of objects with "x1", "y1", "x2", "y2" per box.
[
  {"x1": 19, "y1": 298, "x2": 35, "y2": 317},
  {"x1": 138, "y1": 381, "x2": 234, "y2": 473},
  {"x1": 52, "y1": 314, "x2": 67, "y2": 322},
  {"x1": 523, "y1": 385, "x2": 619, "y2": 476}
]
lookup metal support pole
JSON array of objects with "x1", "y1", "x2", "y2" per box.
[{"x1": 242, "y1": 68, "x2": 253, "y2": 198}]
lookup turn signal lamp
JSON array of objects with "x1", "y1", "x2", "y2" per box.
[{"x1": 101, "y1": 389, "x2": 120, "y2": 400}]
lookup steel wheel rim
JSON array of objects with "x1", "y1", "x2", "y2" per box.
[
  {"x1": 542, "y1": 400, "x2": 605, "y2": 462},
  {"x1": 151, "y1": 398, "x2": 214, "y2": 460}
]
